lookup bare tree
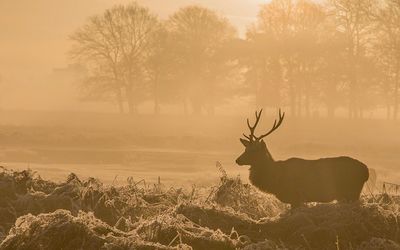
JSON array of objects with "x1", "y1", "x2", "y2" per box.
[
  {"x1": 70, "y1": 3, "x2": 159, "y2": 114},
  {"x1": 146, "y1": 25, "x2": 184, "y2": 115},
  {"x1": 317, "y1": 27, "x2": 348, "y2": 118},
  {"x1": 328, "y1": 0, "x2": 374, "y2": 118},
  {"x1": 249, "y1": 0, "x2": 326, "y2": 117},
  {"x1": 167, "y1": 6, "x2": 237, "y2": 115},
  {"x1": 371, "y1": 0, "x2": 400, "y2": 119}
]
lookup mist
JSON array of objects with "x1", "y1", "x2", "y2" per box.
[
  {"x1": 0, "y1": 0, "x2": 262, "y2": 111},
  {"x1": 0, "y1": 0, "x2": 398, "y2": 181},
  {"x1": 1, "y1": 1, "x2": 400, "y2": 249}
]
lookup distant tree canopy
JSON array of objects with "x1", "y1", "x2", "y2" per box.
[
  {"x1": 166, "y1": 6, "x2": 238, "y2": 115},
  {"x1": 70, "y1": 3, "x2": 160, "y2": 114},
  {"x1": 70, "y1": 0, "x2": 400, "y2": 119}
]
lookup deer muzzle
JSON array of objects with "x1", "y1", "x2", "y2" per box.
[{"x1": 235, "y1": 154, "x2": 247, "y2": 166}]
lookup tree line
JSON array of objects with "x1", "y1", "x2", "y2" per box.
[{"x1": 69, "y1": 0, "x2": 400, "y2": 119}]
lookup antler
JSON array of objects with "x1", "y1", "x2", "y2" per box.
[
  {"x1": 244, "y1": 109, "x2": 263, "y2": 142},
  {"x1": 257, "y1": 109, "x2": 285, "y2": 140}
]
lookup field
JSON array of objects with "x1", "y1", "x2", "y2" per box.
[
  {"x1": 1, "y1": 167, "x2": 400, "y2": 249},
  {"x1": 1, "y1": 110, "x2": 400, "y2": 249}
]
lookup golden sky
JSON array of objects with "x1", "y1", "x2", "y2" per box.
[
  {"x1": 0, "y1": 0, "x2": 267, "y2": 111},
  {"x1": 0, "y1": 0, "x2": 266, "y2": 76}
]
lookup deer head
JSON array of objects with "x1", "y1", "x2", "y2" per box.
[{"x1": 236, "y1": 109, "x2": 285, "y2": 166}]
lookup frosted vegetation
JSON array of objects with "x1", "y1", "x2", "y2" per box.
[{"x1": 0, "y1": 167, "x2": 399, "y2": 249}]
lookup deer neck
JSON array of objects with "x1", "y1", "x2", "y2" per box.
[
  {"x1": 249, "y1": 154, "x2": 277, "y2": 193},
  {"x1": 253, "y1": 151, "x2": 274, "y2": 167},
  {"x1": 265, "y1": 148, "x2": 274, "y2": 161}
]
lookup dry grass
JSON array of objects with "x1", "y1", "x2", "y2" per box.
[{"x1": 1, "y1": 166, "x2": 400, "y2": 250}]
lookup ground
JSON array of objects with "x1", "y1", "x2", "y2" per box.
[
  {"x1": 0, "y1": 110, "x2": 400, "y2": 249},
  {"x1": 0, "y1": 167, "x2": 400, "y2": 250},
  {"x1": 0, "y1": 110, "x2": 399, "y2": 188}
]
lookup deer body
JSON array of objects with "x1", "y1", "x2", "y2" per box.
[
  {"x1": 247, "y1": 154, "x2": 369, "y2": 206},
  {"x1": 237, "y1": 109, "x2": 369, "y2": 208}
]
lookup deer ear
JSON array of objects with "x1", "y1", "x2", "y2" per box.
[
  {"x1": 260, "y1": 139, "x2": 267, "y2": 148},
  {"x1": 240, "y1": 138, "x2": 250, "y2": 147}
]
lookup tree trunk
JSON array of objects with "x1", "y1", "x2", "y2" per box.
[
  {"x1": 286, "y1": 61, "x2": 296, "y2": 117},
  {"x1": 116, "y1": 88, "x2": 124, "y2": 114},
  {"x1": 154, "y1": 98, "x2": 160, "y2": 115},
  {"x1": 305, "y1": 91, "x2": 310, "y2": 118},
  {"x1": 348, "y1": 79, "x2": 357, "y2": 119},
  {"x1": 348, "y1": 103, "x2": 353, "y2": 119},
  {"x1": 394, "y1": 64, "x2": 400, "y2": 120},
  {"x1": 386, "y1": 103, "x2": 391, "y2": 120},
  {"x1": 126, "y1": 85, "x2": 136, "y2": 115},
  {"x1": 289, "y1": 83, "x2": 296, "y2": 117},
  {"x1": 327, "y1": 104, "x2": 335, "y2": 119},
  {"x1": 359, "y1": 107, "x2": 364, "y2": 119},
  {"x1": 153, "y1": 73, "x2": 160, "y2": 115},
  {"x1": 348, "y1": 72, "x2": 357, "y2": 119},
  {"x1": 348, "y1": 39, "x2": 358, "y2": 119},
  {"x1": 326, "y1": 80, "x2": 336, "y2": 119},
  {"x1": 191, "y1": 100, "x2": 202, "y2": 115},
  {"x1": 394, "y1": 89, "x2": 399, "y2": 120},
  {"x1": 296, "y1": 91, "x2": 302, "y2": 118},
  {"x1": 183, "y1": 99, "x2": 189, "y2": 115}
]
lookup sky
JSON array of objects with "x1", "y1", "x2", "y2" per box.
[
  {"x1": 0, "y1": 0, "x2": 266, "y2": 75},
  {"x1": 0, "y1": 0, "x2": 267, "y2": 111},
  {"x1": 0, "y1": 0, "x2": 268, "y2": 110}
]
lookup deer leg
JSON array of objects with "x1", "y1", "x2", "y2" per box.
[{"x1": 338, "y1": 182, "x2": 364, "y2": 202}]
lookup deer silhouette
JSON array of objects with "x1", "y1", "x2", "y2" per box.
[{"x1": 236, "y1": 109, "x2": 369, "y2": 208}]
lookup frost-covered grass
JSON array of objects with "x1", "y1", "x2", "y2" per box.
[{"x1": 0, "y1": 167, "x2": 400, "y2": 250}]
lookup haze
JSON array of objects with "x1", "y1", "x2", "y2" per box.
[
  {"x1": 2, "y1": 1, "x2": 400, "y2": 248},
  {"x1": 0, "y1": 0, "x2": 399, "y2": 190},
  {"x1": 0, "y1": 0, "x2": 263, "y2": 111}
]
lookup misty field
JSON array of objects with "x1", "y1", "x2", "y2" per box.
[
  {"x1": 1, "y1": 110, "x2": 400, "y2": 187},
  {"x1": 1, "y1": 112, "x2": 400, "y2": 249},
  {"x1": 3, "y1": 0, "x2": 400, "y2": 248}
]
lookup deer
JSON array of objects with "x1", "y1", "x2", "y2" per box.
[{"x1": 236, "y1": 109, "x2": 369, "y2": 208}]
